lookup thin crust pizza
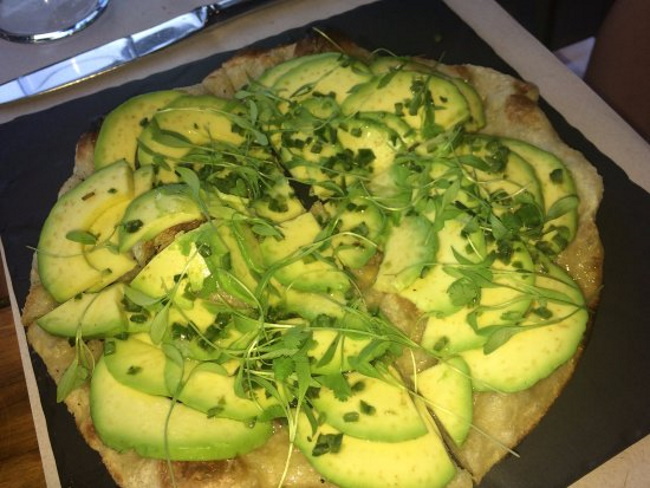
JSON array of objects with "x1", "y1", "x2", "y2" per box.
[{"x1": 21, "y1": 35, "x2": 603, "y2": 488}]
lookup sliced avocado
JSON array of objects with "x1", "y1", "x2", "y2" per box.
[
  {"x1": 91, "y1": 357, "x2": 273, "y2": 461},
  {"x1": 272, "y1": 52, "x2": 372, "y2": 105},
  {"x1": 94, "y1": 90, "x2": 182, "y2": 169},
  {"x1": 118, "y1": 183, "x2": 204, "y2": 252},
  {"x1": 341, "y1": 69, "x2": 471, "y2": 136},
  {"x1": 36, "y1": 282, "x2": 128, "y2": 338},
  {"x1": 152, "y1": 94, "x2": 246, "y2": 147},
  {"x1": 129, "y1": 220, "x2": 263, "y2": 309},
  {"x1": 369, "y1": 56, "x2": 486, "y2": 131},
  {"x1": 84, "y1": 200, "x2": 137, "y2": 292},
  {"x1": 399, "y1": 215, "x2": 486, "y2": 315},
  {"x1": 133, "y1": 165, "x2": 155, "y2": 196},
  {"x1": 136, "y1": 94, "x2": 247, "y2": 183},
  {"x1": 129, "y1": 224, "x2": 225, "y2": 305},
  {"x1": 270, "y1": 123, "x2": 345, "y2": 199},
  {"x1": 323, "y1": 197, "x2": 386, "y2": 269},
  {"x1": 470, "y1": 240, "x2": 535, "y2": 329},
  {"x1": 501, "y1": 137, "x2": 579, "y2": 254},
  {"x1": 421, "y1": 310, "x2": 486, "y2": 356},
  {"x1": 360, "y1": 111, "x2": 418, "y2": 148},
  {"x1": 212, "y1": 220, "x2": 264, "y2": 305},
  {"x1": 294, "y1": 404, "x2": 456, "y2": 488},
  {"x1": 308, "y1": 329, "x2": 372, "y2": 375},
  {"x1": 260, "y1": 213, "x2": 350, "y2": 293},
  {"x1": 416, "y1": 356, "x2": 473, "y2": 447},
  {"x1": 165, "y1": 358, "x2": 276, "y2": 421},
  {"x1": 373, "y1": 215, "x2": 437, "y2": 293},
  {"x1": 311, "y1": 370, "x2": 428, "y2": 443},
  {"x1": 163, "y1": 302, "x2": 257, "y2": 362},
  {"x1": 461, "y1": 259, "x2": 588, "y2": 392},
  {"x1": 277, "y1": 288, "x2": 348, "y2": 320},
  {"x1": 37, "y1": 160, "x2": 134, "y2": 302},
  {"x1": 336, "y1": 116, "x2": 404, "y2": 177},
  {"x1": 168, "y1": 297, "x2": 221, "y2": 331},
  {"x1": 252, "y1": 177, "x2": 305, "y2": 223},
  {"x1": 456, "y1": 135, "x2": 545, "y2": 220},
  {"x1": 103, "y1": 333, "x2": 170, "y2": 396},
  {"x1": 419, "y1": 239, "x2": 536, "y2": 355},
  {"x1": 255, "y1": 54, "x2": 321, "y2": 88},
  {"x1": 135, "y1": 120, "x2": 187, "y2": 184}
]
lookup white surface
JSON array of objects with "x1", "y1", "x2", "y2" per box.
[{"x1": 570, "y1": 434, "x2": 650, "y2": 487}]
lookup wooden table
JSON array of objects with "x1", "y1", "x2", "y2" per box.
[{"x1": 0, "y1": 277, "x2": 46, "y2": 488}]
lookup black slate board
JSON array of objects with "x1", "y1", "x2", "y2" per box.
[{"x1": 1, "y1": 1, "x2": 649, "y2": 487}]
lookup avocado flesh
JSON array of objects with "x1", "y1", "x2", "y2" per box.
[
  {"x1": 36, "y1": 283, "x2": 128, "y2": 338},
  {"x1": 117, "y1": 183, "x2": 204, "y2": 252},
  {"x1": 369, "y1": 56, "x2": 486, "y2": 131},
  {"x1": 91, "y1": 357, "x2": 272, "y2": 461},
  {"x1": 341, "y1": 69, "x2": 471, "y2": 135},
  {"x1": 260, "y1": 212, "x2": 351, "y2": 293},
  {"x1": 84, "y1": 201, "x2": 137, "y2": 292},
  {"x1": 417, "y1": 356, "x2": 473, "y2": 447},
  {"x1": 310, "y1": 370, "x2": 428, "y2": 443},
  {"x1": 37, "y1": 160, "x2": 134, "y2": 302},
  {"x1": 103, "y1": 333, "x2": 170, "y2": 396},
  {"x1": 294, "y1": 407, "x2": 456, "y2": 488},
  {"x1": 460, "y1": 259, "x2": 588, "y2": 392},
  {"x1": 94, "y1": 90, "x2": 182, "y2": 169},
  {"x1": 373, "y1": 214, "x2": 437, "y2": 293}
]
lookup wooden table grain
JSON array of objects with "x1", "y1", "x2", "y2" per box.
[{"x1": 0, "y1": 300, "x2": 46, "y2": 488}]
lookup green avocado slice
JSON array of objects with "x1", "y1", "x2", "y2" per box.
[{"x1": 90, "y1": 357, "x2": 272, "y2": 461}]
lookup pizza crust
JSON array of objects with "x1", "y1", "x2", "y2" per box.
[{"x1": 21, "y1": 36, "x2": 603, "y2": 487}]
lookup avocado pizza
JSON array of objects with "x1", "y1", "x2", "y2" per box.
[{"x1": 21, "y1": 35, "x2": 603, "y2": 487}]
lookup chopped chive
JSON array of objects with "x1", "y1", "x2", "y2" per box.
[
  {"x1": 343, "y1": 412, "x2": 360, "y2": 422},
  {"x1": 127, "y1": 365, "x2": 142, "y2": 375}
]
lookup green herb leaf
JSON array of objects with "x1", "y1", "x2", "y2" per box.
[
  {"x1": 447, "y1": 277, "x2": 480, "y2": 307},
  {"x1": 56, "y1": 358, "x2": 89, "y2": 402},
  {"x1": 123, "y1": 286, "x2": 161, "y2": 308},
  {"x1": 66, "y1": 230, "x2": 97, "y2": 245},
  {"x1": 251, "y1": 222, "x2": 283, "y2": 238},
  {"x1": 312, "y1": 432, "x2": 343, "y2": 457},
  {"x1": 149, "y1": 305, "x2": 170, "y2": 344},
  {"x1": 176, "y1": 166, "x2": 202, "y2": 197},
  {"x1": 273, "y1": 356, "x2": 295, "y2": 382},
  {"x1": 151, "y1": 128, "x2": 194, "y2": 148},
  {"x1": 546, "y1": 195, "x2": 579, "y2": 221},
  {"x1": 359, "y1": 399, "x2": 376, "y2": 415},
  {"x1": 316, "y1": 373, "x2": 352, "y2": 402},
  {"x1": 316, "y1": 332, "x2": 341, "y2": 368},
  {"x1": 549, "y1": 168, "x2": 564, "y2": 184},
  {"x1": 257, "y1": 404, "x2": 287, "y2": 422},
  {"x1": 162, "y1": 342, "x2": 184, "y2": 368},
  {"x1": 483, "y1": 326, "x2": 522, "y2": 354}
]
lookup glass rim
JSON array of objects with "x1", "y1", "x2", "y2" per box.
[{"x1": 0, "y1": 0, "x2": 110, "y2": 44}]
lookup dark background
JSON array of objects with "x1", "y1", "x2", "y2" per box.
[
  {"x1": 497, "y1": 0, "x2": 615, "y2": 49},
  {"x1": 1, "y1": 1, "x2": 648, "y2": 487}
]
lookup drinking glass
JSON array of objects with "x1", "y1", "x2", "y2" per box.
[{"x1": 0, "y1": 0, "x2": 110, "y2": 43}]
